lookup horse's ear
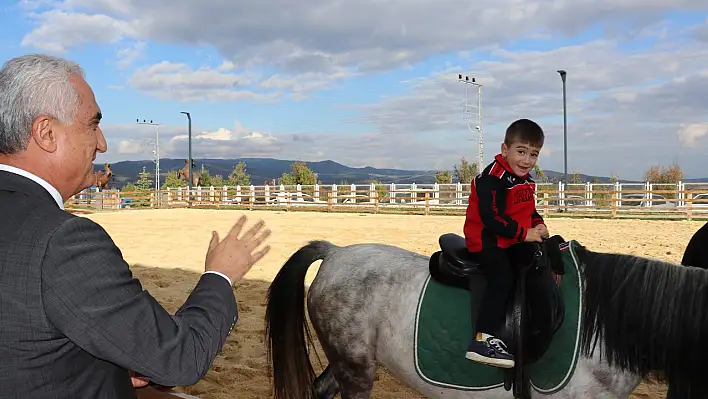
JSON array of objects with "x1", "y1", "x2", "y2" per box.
[
  {"x1": 551, "y1": 234, "x2": 565, "y2": 243},
  {"x1": 544, "y1": 235, "x2": 565, "y2": 275}
]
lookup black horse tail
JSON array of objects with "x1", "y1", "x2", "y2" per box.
[{"x1": 265, "y1": 240, "x2": 335, "y2": 399}]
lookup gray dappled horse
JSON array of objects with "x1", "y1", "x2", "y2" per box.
[{"x1": 265, "y1": 233, "x2": 708, "y2": 399}]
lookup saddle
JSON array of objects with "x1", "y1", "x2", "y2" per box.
[{"x1": 428, "y1": 233, "x2": 567, "y2": 399}]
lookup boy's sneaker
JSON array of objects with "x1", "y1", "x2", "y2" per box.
[{"x1": 465, "y1": 335, "x2": 515, "y2": 368}]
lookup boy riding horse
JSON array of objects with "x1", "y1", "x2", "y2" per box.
[{"x1": 463, "y1": 118, "x2": 549, "y2": 368}]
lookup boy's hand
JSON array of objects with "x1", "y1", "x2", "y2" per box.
[
  {"x1": 524, "y1": 227, "x2": 544, "y2": 243},
  {"x1": 536, "y1": 224, "x2": 549, "y2": 239}
]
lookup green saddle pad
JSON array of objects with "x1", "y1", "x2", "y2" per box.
[{"x1": 413, "y1": 240, "x2": 584, "y2": 393}]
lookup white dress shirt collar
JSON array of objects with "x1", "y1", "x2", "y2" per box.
[{"x1": 0, "y1": 164, "x2": 65, "y2": 210}]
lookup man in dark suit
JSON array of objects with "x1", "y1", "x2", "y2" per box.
[{"x1": 0, "y1": 54, "x2": 272, "y2": 398}]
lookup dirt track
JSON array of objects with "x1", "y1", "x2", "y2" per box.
[{"x1": 83, "y1": 208, "x2": 703, "y2": 398}]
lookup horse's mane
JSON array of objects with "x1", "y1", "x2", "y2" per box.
[{"x1": 578, "y1": 246, "x2": 708, "y2": 388}]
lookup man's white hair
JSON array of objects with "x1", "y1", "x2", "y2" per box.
[{"x1": 0, "y1": 53, "x2": 85, "y2": 154}]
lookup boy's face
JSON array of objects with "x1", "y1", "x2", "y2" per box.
[{"x1": 501, "y1": 141, "x2": 541, "y2": 176}]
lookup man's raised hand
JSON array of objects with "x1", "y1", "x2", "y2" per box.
[{"x1": 205, "y1": 215, "x2": 271, "y2": 284}]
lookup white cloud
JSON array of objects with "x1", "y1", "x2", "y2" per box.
[
  {"x1": 125, "y1": 61, "x2": 351, "y2": 102},
  {"x1": 678, "y1": 123, "x2": 708, "y2": 147},
  {"x1": 351, "y1": 34, "x2": 708, "y2": 178},
  {"x1": 127, "y1": 61, "x2": 273, "y2": 102},
  {"x1": 116, "y1": 139, "x2": 143, "y2": 154},
  {"x1": 17, "y1": 0, "x2": 708, "y2": 179},
  {"x1": 20, "y1": 0, "x2": 708, "y2": 73},
  {"x1": 21, "y1": 9, "x2": 134, "y2": 52},
  {"x1": 115, "y1": 40, "x2": 145, "y2": 68}
]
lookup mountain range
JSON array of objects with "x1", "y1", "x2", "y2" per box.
[{"x1": 94, "y1": 158, "x2": 705, "y2": 188}]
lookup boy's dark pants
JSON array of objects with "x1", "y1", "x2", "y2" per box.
[{"x1": 469, "y1": 243, "x2": 538, "y2": 337}]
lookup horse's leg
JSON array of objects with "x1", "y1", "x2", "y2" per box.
[
  {"x1": 322, "y1": 348, "x2": 376, "y2": 399},
  {"x1": 308, "y1": 279, "x2": 377, "y2": 399},
  {"x1": 313, "y1": 366, "x2": 340, "y2": 398},
  {"x1": 266, "y1": 240, "x2": 377, "y2": 399}
]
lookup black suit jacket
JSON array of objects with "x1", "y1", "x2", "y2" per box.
[{"x1": 0, "y1": 170, "x2": 238, "y2": 398}]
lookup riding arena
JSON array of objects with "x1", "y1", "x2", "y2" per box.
[{"x1": 63, "y1": 179, "x2": 708, "y2": 399}]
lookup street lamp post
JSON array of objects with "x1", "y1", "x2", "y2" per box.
[
  {"x1": 457, "y1": 74, "x2": 484, "y2": 172},
  {"x1": 137, "y1": 119, "x2": 160, "y2": 205},
  {"x1": 180, "y1": 112, "x2": 192, "y2": 196},
  {"x1": 557, "y1": 70, "x2": 568, "y2": 189}
]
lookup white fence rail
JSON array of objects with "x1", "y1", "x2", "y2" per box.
[{"x1": 66, "y1": 181, "x2": 708, "y2": 219}]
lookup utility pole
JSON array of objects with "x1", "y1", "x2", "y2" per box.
[
  {"x1": 557, "y1": 70, "x2": 568, "y2": 189},
  {"x1": 458, "y1": 74, "x2": 483, "y2": 172},
  {"x1": 180, "y1": 112, "x2": 192, "y2": 197},
  {"x1": 136, "y1": 119, "x2": 160, "y2": 205}
]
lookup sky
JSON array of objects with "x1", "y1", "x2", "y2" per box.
[{"x1": 2, "y1": 1, "x2": 708, "y2": 180}]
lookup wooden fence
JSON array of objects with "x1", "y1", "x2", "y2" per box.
[{"x1": 64, "y1": 182, "x2": 708, "y2": 219}]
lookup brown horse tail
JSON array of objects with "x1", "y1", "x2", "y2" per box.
[{"x1": 264, "y1": 240, "x2": 335, "y2": 399}]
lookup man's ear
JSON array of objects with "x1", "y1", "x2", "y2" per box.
[{"x1": 31, "y1": 116, "x2": 58, "y2": 153}]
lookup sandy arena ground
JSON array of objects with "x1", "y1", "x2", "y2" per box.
[{"x1": 81, "y1": 208, "x2": 706, "y2": 398}]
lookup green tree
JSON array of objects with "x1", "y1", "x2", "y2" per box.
[
  {"x1": 644, "y1": 162, "x2": 683, "y2": 199},
  {"x1": 532, "y1": 165, "x2": 546, "y2": 182},
  {"x1": 162, "y1": 170, "x2": 185, "y2": 188},
  {"x1": 227, "y1": 161, "x2": 251, "y2": 186},
  {"x1": 135, "y1": 167, "x2": 153, "y2": 191},
  {"x1": 198, "y1": 167, "x2": 213, "y2": 187},
  {"x1": 435, "y1": 170, "x2": 453, "y2": 184},
  {"x1": 278, "y1": 161, "x2": 320, "y2": 186},
  {"x1": 211, "y1": 174, "x2": 224, "y2": 187},
  {"x1": 370, "y1": 180, "x2": 388, "y2": 200},
  {"x1": 570, "y1": 171, "x2": 582, "y2": 184},
  {"x1": 644, "y1": 163, "x2": 683, "y2": 184},
  {"x1": 453, "y1": 157, "x2": 478, "y2": 185}
]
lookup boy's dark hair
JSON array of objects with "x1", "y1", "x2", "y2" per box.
[{"x1": 504, "y1": 118, "x2": 544, "y2": 148}]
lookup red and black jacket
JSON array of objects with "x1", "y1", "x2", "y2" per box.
[{"x1": 464, "y1": 154, "x2": 544, "y2": 252}]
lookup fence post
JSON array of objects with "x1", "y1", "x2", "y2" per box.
[
  {"x1": 250, "y1": 185, "x2": 256, "y2": 209},
  {"x1": 424, "y1": 192, "x2": 430, "y2": 215},
  {"x1": 610, "y1": 190, "x2": 617, "y2": 218},
  {"x1": 543, "y1": 192, "x2": 549, "y2": 215},
  {"x1": 327, "y1": 192, "x2": 333, "y2": 212},
  {"x1": 687, "y1": 191, "x2": 693, "y2": 221}
]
